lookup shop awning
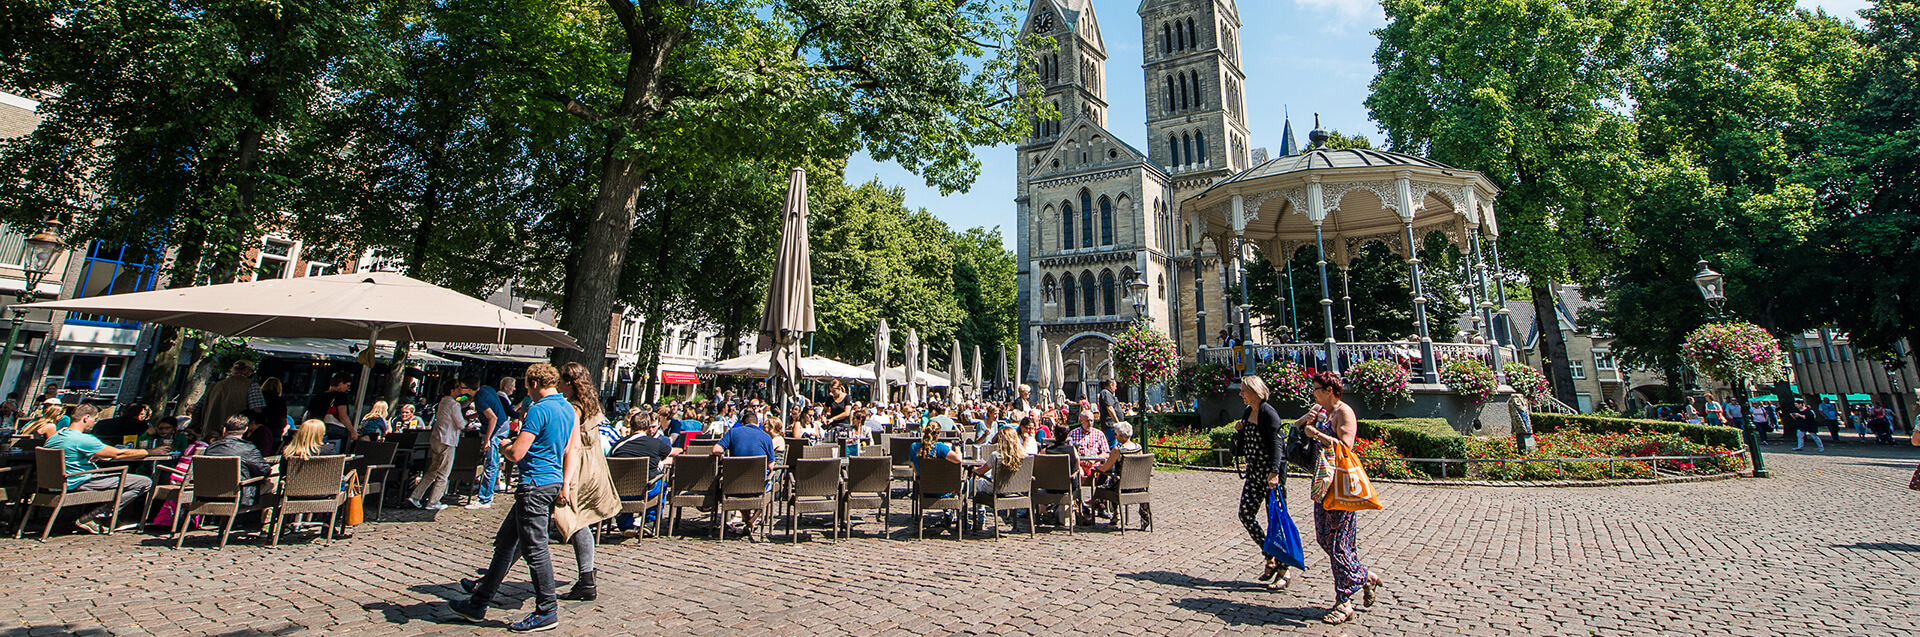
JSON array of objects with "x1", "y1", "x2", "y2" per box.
[
  {"x1": 661, "y1": 371, "x2": 700, "y2": 385},
  {"x1": 431, "y1": 348, "x2": 551, "y2": 365},
  {"x1": 250, "y1": 337, "x2": 459, "y2": 367}
]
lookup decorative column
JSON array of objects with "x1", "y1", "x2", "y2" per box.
[
  {"x1": 1339, "y1": 265, "x2": 1356, "y2": 343},
  {"x1": 1307, "y1": 178, "x2": 1339, "y2": 372},
  {"x1": 1193, "y1": 258, "x2": 1208, "y2": 353},
  {"x1": 1396, "y1": 175, "x2": 1438, "y2": 383},
  {"x1": 1469, "y1": 224, "x2": 1504, "y2": 376},
  {"x1": 1489, "y1": 237, "x2": 1513, "y2": 349}
]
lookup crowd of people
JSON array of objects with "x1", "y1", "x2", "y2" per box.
[{"x1": 1655, "y1": 392, "x2": 1910, "y2": 448}]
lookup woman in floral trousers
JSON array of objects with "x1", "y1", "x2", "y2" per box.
[{"x1": 1300, "y1": 371, "x2": 1384, "y2": 624}]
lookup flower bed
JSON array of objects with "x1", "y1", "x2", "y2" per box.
[
  {"x1": 1258, "y1": 360, "x2": 1313, "y2": 408},
  {"x1": 1148, "y1": 429, "x2": 1215, "y2": 467},
  {"x1": 1345, "y1": 359, "x2": 1412, "y2": 409},
  {"x1": 1439, "y1": 358, "x2": 1498, "y2": 404},
  {"x1": 1353, "y1": 423, "x2": 1746, "y2": 481}
]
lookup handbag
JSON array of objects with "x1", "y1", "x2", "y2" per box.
[
  {"x1": 1323, "y1": 441, "x2": 1382, "y2": 511},
  {"x1": 1311, "y1": 448, "x2": 1333, "y2": 502},
  {"x1": 1262, "y1": 489, "x2": 1307, "y2": 570},
  {"x1": 1285, "y1": 422, "x2": 1318, "y2": 470}
]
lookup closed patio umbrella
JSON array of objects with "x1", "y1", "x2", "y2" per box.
[
  {"x1": 972, "y1": 345, "x2": 984, "y2": 403},
  {"x1": 1052, "y1": 342, "x2": 1066, "y2": 406},
  {"x1": 20, "y1": 271, "x2": 579, "y2": 423},
  {"x1": 996, "y1": 344, "x2": 1007, "y2": 402},
  {"x1": 760, "y1": 168, "x2": 817, "y2": 421},
  {"x1": 873, "y1": 318, "x2": 890, "y2": 406},
  {"x1": 1034, "y1": 341, "x2": 1051, "y2": 407},
  {"x1": 904, "y1": 328, "x2": 920, "y2": 405},
  {"x1": 950, "y1": 340, "x2": 964, "y2": 402}
]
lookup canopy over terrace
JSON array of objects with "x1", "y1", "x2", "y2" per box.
[{"x1": 1182, "y1": 143, "x2": 1508, "y2": 383}]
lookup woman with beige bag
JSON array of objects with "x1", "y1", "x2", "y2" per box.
[{"x1": 551, "y1": 362, "x2": 620, "y2": 601}]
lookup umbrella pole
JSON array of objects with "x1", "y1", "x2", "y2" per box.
[{"x1": 353, "y1": 327, "x2": 382, "y2": 428}]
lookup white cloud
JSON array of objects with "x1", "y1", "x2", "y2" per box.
[{"x1": 1292, "y1": 0, "x2": 1386, "y2": 30}]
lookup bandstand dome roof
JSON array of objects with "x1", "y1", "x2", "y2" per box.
[{"x1": 1180, "y1": 146, "x2": 1502, "y2": 268}]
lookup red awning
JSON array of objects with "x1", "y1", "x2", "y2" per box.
[{"x1": 661, "y1": 371, "x2": 700, "y2": 385}]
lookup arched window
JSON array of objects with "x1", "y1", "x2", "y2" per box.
[
  {"x1": 1062, "y1": 274, "x2": 1077, "y2": 317},
  {"x1": 1187, "y1": 18, "x2": 1198, "y2": 50},
  {"x1": 1178, "y1": 74, "x2": 1189, "y2": 110},
  {"x1": 1175, "y1": 20, "x2": 1185, "y2": 50},
  {"x1": 1099, "y1": 196, "x2": 1114, "y2": 246},
  {"x1": 1164, "y1": 75, "x2": 1174, "y2": 111},
  {"x1": 1041, "y1": 273, "x2": 1056, "y2": 308},
  {"x1": 1079, "y1": 190, "x2": 1094, "y2": 248},
  {"x1": 1196, "y1": 131, "x2": 1207, "y2": 164},
  {"x1": 1101, "y1": 270, "x2": 1117, "y2": 316},
  {"x1": 1190, "y1": 71, "x2": 1203, "y2": 109},
  {"x1": 1061, "y1": 203, "x2": 1074, "y2": 251},
  {"x1": 1162, "y1": 23, "x2": 1172, "y2": 54},
  {"x1": 1182, "y1": 133, "x2": 1193, "y2": 165},
  {"x1": 1167, "y1": 134, "x2": 1178, "y2": 165},
  {"x1": 1157, "y1": 274, "x2": 1166, "y2": 299},
  {"x1": 1081, "y1": 272, "x2": 1097, "y2": 317}
]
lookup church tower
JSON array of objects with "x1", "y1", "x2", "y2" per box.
[{"x1": 1141, "y1": 0, "x2": 1250, "y2": 183}]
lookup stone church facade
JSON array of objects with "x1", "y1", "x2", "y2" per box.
[{"x1": 1015, "y1": 0, "x2": 1261, "y2": 398}]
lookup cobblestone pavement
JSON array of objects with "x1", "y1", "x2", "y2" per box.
[{"x1": 2, "y1": 441, "x2": 1916, "y2": 636}]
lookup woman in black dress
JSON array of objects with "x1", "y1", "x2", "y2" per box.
[
  {"x1": 822, "y1": 380, "x2": 853, "y2": 438},
  {"x1": 1234, "y1": 375, "x2": 1289, "y2": 589}
]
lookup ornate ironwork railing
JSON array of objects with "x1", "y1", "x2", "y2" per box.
[{"x1": 1197, "y1": 342, "x2": 1519, "y2": 375}]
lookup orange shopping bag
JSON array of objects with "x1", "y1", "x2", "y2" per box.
[{"x1": 1322, "y1": 441, "x2": 1382, "y2": 511}]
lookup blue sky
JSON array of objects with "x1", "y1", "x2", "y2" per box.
[{"x1": 846, "y1": 0, "x2": 1875, "y2": 250}]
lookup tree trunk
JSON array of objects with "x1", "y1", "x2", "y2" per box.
[
  {"x1": 552, "y1": 156, "x2": 642, "y2": 376},
  {"x1": 1530, "y1": 282, "x2": 1578, "y2": 408},
  {"x1": 636, "y1": 306, "x2": 667, "y2": 405},
  {"x1": 384, "y1": 339, "x2": 410, "y2": 407}
]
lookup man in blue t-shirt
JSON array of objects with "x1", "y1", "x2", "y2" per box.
[
  {"x1": 450, "y1": 364, "x2": 572, "y2": 632},
  {"x1": 709, "y1": 410, "x2": 776, "y2": 534},
  {"x1": 467, "y1": 377, "x2": 517, "y2": 509},
  {"x1": 44, "y1": 404, "x2": 167, "y2": 534}
]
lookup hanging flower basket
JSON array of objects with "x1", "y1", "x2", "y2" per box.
[
  {"x1": 1175, "y1": 362, "x2": 1238, "y2": 398},
  {"x1": 1502, "y1": 362, "x2": 1549, "y2": 407},
  {"x1": 1112, "y1": 323, "x2": 1181, "y2": 389},
  {"x1": 1440, "y1": 358, "x2": 1498, "y2": 404},
  {"x1": 1682, "y1": 321, "x2": 1787, "y2": 384},
  {"x1": 1345, "y1": 359, "x2": 1412, "y2": 409},
  {"x1": 1258, "y1": 360, "x2": 1313, "y2": 408}
]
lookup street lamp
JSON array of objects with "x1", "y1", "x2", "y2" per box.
[
  {"x1": 1692, "y1": 258, "x2": 1765, "y2": 477},
  {"x1": 2, "y1": 220, "x2": 67, "y2": 403},
  {"x1": 1128, "y1": 278, "x2": 1149, "y2": 321}
]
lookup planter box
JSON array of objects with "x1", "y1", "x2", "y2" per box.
[{"x1": 1192, "y1": 383, "x2": 1517, "y2": 436}]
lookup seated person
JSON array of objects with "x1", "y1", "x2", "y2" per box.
[
  {"x1": 1067, "y1": 410, "x2": 1110, "y2": 477},
  {"x1": 282, "y1": 419, "x2": 338, "y2": 461},
  {"x1": 93, "y1": 404, "x2": 154, "y2": 442},
  {"x1": 1091, "y1": 422, "x2": 1142, "y2": 489},
  {"x1": 137, "y1": 416, "x2": 194, "y2": 451},
  {"x1": 610, "y1": 414, "x2": 679, "y2": 535},
  {"x1": 357, "y1": 400, "x2": 391, "y2": 441},
  {"x1": 969, "y1": 423, "x2": 1026, "y2": 496},
  {"x1": 709, "y1": 410, "x2": 777, "y2": 535},
  {"x1": 44, "y1": 404, "x2": 167, "y2": 534},
  {"x1": 910, "y1": 425, "x2": 964, "y2": 528},
  {"x1": 200, "y1": 414, "x2": 274, "y2": 505}
]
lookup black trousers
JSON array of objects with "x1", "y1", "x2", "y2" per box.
[
  {"x1": 1238, "y1": 476, "x2": 1272, "y2": 544},
  {"x1": 471, "y1": 483, "x2": 561, "y2": 615}
]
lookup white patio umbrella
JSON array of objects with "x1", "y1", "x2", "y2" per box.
[
  {"x1": 20, "y1": 271, "x2": 579, "y2": 422},
  {"x1": 949, "y1": 340, "x2": 964, "y2": 401},
  {"x1": 696, "y1": 352, "x2": 875, "y2": 383},
  {"x1": 1010, "y1": 342, "x2": 1022, "y2": 403},
  {"x1": 972, "y1": 345, "x2": 984, "y2": 403},
  {"x1": 995, "y1": 344, "x2": 1007, "y2": 402},
  {"x1": 1052, "y1": 342, "x2": 1066, "y2": 406},
  {"x1": 873, "y1": 318, "x2": 890, "y2": 406},
  {"x1": 1034, "y1": 342, "x2": 1051, "y2": 407},
  {"x1": 904, "y1": 328, "x2": 919, "y2": 404},
  {"x1": 890, "y1": 366, "x2": 949, "y2": 388},
  {"x1": 760, "y1": 168, "x2": 817, "y2": 421}
]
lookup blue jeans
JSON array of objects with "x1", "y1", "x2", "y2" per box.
[{"x1": 476, "y1": 442, "x2": 501, "y2": 503}]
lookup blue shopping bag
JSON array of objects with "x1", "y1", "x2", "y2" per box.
[{"x1": 1263, "y1": 489, "x2": 1308, "y2": 570}]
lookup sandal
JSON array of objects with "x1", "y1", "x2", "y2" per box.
[
  {"x1": 1257, "y1": 558, "x2": 1280, "y2": 582},
  {"x1": 1363, "y1": 573, "x2": 1384, "y2": 607},
  {"x1": 1322, "y1": 601, "x2": 1355, "y2": 625},
  {"x1": 1264, "y1": 566, "x2": 1293, "y2": 591}
]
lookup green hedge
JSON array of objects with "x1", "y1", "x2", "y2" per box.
[
  {"x1": 1532, "y1": 413, "x2": 1743, "y2": 448},
  {"x1": 1207, "y1": 424, "x2": 1238, "y2": 452},
  {"x1": 1137, "y1": 412, "x2": 1200, "y2": 442},
  {"x1": 1357, "y1": 418, "x2": 1467, "y2": 462}
]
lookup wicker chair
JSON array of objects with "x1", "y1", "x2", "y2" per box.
[
  {"x1": 16, "y1": 447, "x2": 129, "y2": 540},
  {"x1": 912, "y1": 459, "x2": 967, "y2": 540},
  {"x1": 1029, "y1": 454, "x2": 1079, "y2": 534},
  {"x1": 971, "y1": 458, "x2": 1035, "y2": 538},
  {"x1": 841, "y1": 456, "x2": 891, "y2": 538},
  {"x1": 857, "y1": 445, "x2": 888, "y2": 457},
  {"x1": 606, "y1": 457, "x2": 663, "y2": 538},
  {"x1": 446, "y1": 437, "x2": 483, "y2": 500},
  {"x1": 784, "y1": 458, "x2": 842, "y2": 542},
  {"x1": 783, "y1": 438, "x2": 809, "y2": 464},
  {"x1": 0, "y1": 456, "x2": 36, "y2": 534},
  {"x1": 715, "y1": 456, "x2": 773, "y2": 540},
  {"x1": 887, "y1": 437, "x2": 917, "y2": 480},
  {"x1": 665, "y1": 454, "x2": 717, "y2": 537},
  {"x1": 1090, "y1": 454, "x2": 1154, "y2": 533},
  {"x1": 173, "y1": 456, "x2": 270, "y2": 549},
  {"x1": 800, "y1": 445, "x2": 836, "y2": 460},
  {"x1": 140, "y1": 462, "x2": 192, "y2": 533},
  {"x1": 348, "y1": 441, "x2": 400, "y2": 521},
  {"x1": 268, "y1": 455, "x2": 349, "y2": 545}
]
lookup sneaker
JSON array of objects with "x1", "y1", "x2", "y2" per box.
[
  {"x1": 447, "y1": 598, "x2": 487, "y2": 623},
  {"x1": 74, "y1": 518, "x2": 108, "y2": 535},
  {"x1": 425, "y1": 502, "x2": 449, "y2": 511},
  {"x1": 508, "y1": 610, "x2": 559, "y2": 632},
  {"x1": 465, "y1": 500, "x2": 493, "y2": 510},
  {"x1": 113, "y1": 522, "x2": 140, "y2": 532},
  {"x1": 460, "y1": 577, "x2": 479, "y2": 594},
  {"x1": 407, "y1": 498, "x2": 424, "y2": 509}
]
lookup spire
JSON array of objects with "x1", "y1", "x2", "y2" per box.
[{"x1": 1279, "y1": 110, "x2": 1299, "y2": 157}]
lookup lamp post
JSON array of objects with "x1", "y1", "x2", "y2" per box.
[
  {"x1": 1693, "y1": 259, "x2": 1766, "y2": 477},
  {"x1": 1129, "y1": 276, "x2": 1149, "y2": 406},
  {"x1": 2, "y1": 221, "x2": 66, "y2": 404}
]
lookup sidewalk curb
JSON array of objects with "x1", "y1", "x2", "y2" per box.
[{"x1": 1167, "y1": 464, "x2": 1744, "y2": 487}]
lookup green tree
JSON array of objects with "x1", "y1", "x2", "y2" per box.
[
  {"x1": 1241, "y1": 233, "x2": 1468, "y2": 344},
  {"x1": 1369, "y1": 0, "x2": 1641, "y2": 405},
  {"x1": 950, "y1": 226, "x2": 1018, "y2": 355},
  {"x1": 806, "y1": 171, "x2": 964, "y2": 362},
  {"x1": 504, "y1": 0, "x2": 1046, "y2": 376},
  {"x1": 1813, "y1": 0, "x2": 1920, "y2": 368}
]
